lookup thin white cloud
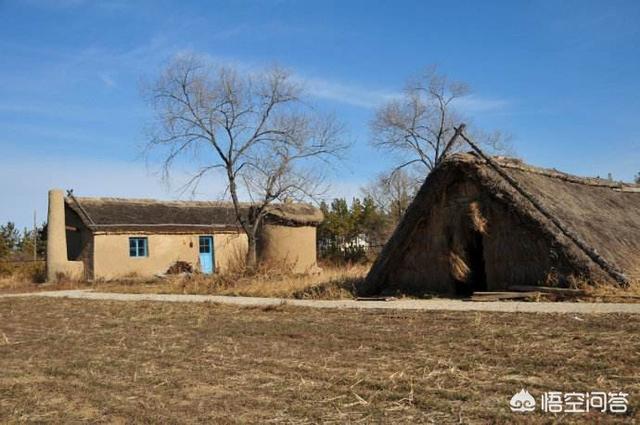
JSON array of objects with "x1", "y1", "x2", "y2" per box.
[
  {"x1": 301, "y1": 77, "x2": 398, "y2": 109},
  {"x1": 193, "y1": 52, "x2": 509, "y2": 111},
  {"x1": 454, "y1": 96, "x2": 510, "y2": 113},
  {"x1": 189, "y1": 51, "x2": 400, "y2": 109},
  {"x1": 297, "y1": 74, "x2": 509, "y2": 112},
  {"x1": 2, "y1": 36, "x2": 510, "y2": 113},
  {"x1": 99, "y1": 73, "x2": 117, "y2": 88}
]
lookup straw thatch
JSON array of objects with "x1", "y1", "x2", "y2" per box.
[
  {"x1": 66, "y1": 197, "x2": 323, "y2": 233},
  {"x1": 362, "y1": 153, "x2": 640, "y2": 296}
]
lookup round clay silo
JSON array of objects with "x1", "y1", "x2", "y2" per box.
[{"x1": 258, "y1": 223, "x2": 319, "y2": 274}]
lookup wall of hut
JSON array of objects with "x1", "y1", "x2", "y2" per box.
[
  {"x1": 258, "y1": 224, "x2": 318, "y2": 273},
  {"x1": 91, "y1": 232, "x2": 247, "y2": 280}
]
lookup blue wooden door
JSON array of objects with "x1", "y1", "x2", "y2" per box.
[{"x1": 199, "y1": 236, "x2": 214, "y2": 274}]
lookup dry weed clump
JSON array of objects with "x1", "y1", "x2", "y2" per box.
[
  {"x1": 291, "y1": 275, "x2": 360, "y2": 299},
  {"x1": 0, "y1": 261, "x2": 49, "y2": 293},
  {"x1": 196, "y1": 262, "x2": 366, "y2": 299},
  {"x1": 96, "y1": 263, "x2": 368, "y2": 299},
  {"x1": 167, "y1": 272, "x2": 238, "y2": 294},
  {"x1": 0, "y1": 261, "x2": 46, "y2": 283},
  {"x1": 579, "y1": 278, "x2": 640, "y2": 302}
]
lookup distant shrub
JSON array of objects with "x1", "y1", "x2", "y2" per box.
[
  {"x1": 0, "y1": 262, "x2": 14, "y2": 278},
  {"x1": 319, "y1": 245, "x2": 369, "y2": 265},
  {"x1": 24, "y1": 262, "x2": 46, "y2": 283},
  {"x1": 0, "y1": 261, "x2": 46, "y2": 283}
]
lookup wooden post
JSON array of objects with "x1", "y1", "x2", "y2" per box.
[{"x1": 33, "y1": 210, "x2": 37, "y2": 262}]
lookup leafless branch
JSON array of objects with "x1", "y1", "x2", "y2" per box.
[
  {"x1": 143, "y1": 53, "x2": 348, "y2": 268},
  {"x1": 371, "y1": 67, "x2": 508, "y2": 178}
]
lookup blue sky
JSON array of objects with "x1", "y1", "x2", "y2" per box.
[{"x1": 1, "y1": 0, "x2": 639, "y2": 229}]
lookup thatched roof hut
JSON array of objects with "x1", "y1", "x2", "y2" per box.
[{"x1": 362, "y1": 153, "x2": 640, "y2": 296}]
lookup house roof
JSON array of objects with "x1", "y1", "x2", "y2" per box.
[
  {"x1": 65, "y1": 196, "x2": 323, "y2": 233},
  {"x1": 363, "y1": 152, "x2": 640, "y2": 292}
]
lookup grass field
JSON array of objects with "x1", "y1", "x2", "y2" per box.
[{"x1": 0, "y1": 297, "x2": 638, "y2": 423}]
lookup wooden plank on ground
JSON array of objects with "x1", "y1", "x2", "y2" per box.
[
  {"x1": 508, "y1": 285, "x2": 585, "y2": 295},
  {"x1": 356, "y1": 296, "x2": 398, "y2": 302},
  {"x1": 469, "y1": 291, "x2": 542, "y2": 302}
]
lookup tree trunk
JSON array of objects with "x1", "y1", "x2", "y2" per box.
[
  {"x1": 246, "y1": 232, "x2": 258, "y2": 271},
  {"x1": 227, "y1": 170, "x2": 256, "y2": 272}
]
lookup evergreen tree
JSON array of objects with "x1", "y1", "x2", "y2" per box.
[
  {"x1": 359, "y1": 196, "x2": 387, "y2": 246},
  {"x1": 317, "y1": 197, "x2": 388, "y2": 262},
  {"x1": 0, "y1": 222, "x2": 46, "y2": 260},
  {"x1": 37, "y1": 224, "x2": 47, "y2": 258},
  {"x1": 0, "y1": 235, "x2": 8, "y2": 260},
  {"x1": 0, "y1": 222, "x2": 20, "y2": 258},
  {"x1": 349, "y1": 198, "x2": 364, "y2": 239},
  {"x1": 18, "y1": 228, "x2": 38, "y2": 259},
  {"x1": 328, "y1": 198, "x2": 352, "y2": 243}
]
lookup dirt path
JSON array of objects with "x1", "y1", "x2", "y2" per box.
[{"x1": 2, "y1": 289, "x2": 640, "y2": 314}]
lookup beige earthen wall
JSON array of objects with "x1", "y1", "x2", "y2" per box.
[
  {"x1": 92, "y1": 232, "x2": 247, "y2": 280},
  {"x1": 47, "y1": 189, "x2": 84, "y2": 281},
  {"x1": 258, "y1": 224, "x2": 318, "y2": 273},
  {"x1": 213, "y1": 233, "x2": 248, "y2": 273}
]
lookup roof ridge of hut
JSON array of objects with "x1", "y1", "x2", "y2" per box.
[
  {"x1": 65, "y1": 195, "x2": 323, "y2": 230},
  {"x1": 73, "y1": 196, "x2": 254, "y2": 207},
  {"x1": 449, "y1": 152, "x2": 640, "y2": 190}
]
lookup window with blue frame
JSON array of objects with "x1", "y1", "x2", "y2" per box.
[
  {"x1": 129, "y1": 237, "x2": 148, "y2": 257},
  {"x1": 199, "y1": 236, "x2": 212, "y2": 254}
]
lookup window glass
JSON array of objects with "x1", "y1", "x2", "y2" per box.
[
  {"x1": 129, "y1": 237, "x2": 148, "y2": 257},
  {"x1": 199, "y1": 236, "x2": 211, "y2": 253}
]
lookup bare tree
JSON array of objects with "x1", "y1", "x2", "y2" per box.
[
  {"x1": 635, "y1": 172, "x2": 640, "y2": 184},
  {"x1": 144, "y1": 54, "x2": 346, "y2": 269},
  {"x1": 362, "y1": 169, "x2": 416, "y2": 225},
  {"x1": 371, "y1": 68, "x2": 507, "y2": 176}
]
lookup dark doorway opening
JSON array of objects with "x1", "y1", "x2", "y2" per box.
[
  {"x1": 467, "y1": 231, "x2": 487, "y2": 292},
  {"x1": 453, "y1": 231, "x2": 487, "y2": 297}
]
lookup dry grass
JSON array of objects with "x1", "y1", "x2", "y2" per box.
[
  {"x1": 0, "y1": 262, "x2": 81, "y2": 294},
  {"x1": 0, "y1": 261, "x2": 46, "y2": 286},
  {"x1": 4, "y1": 260, "x2": 639, "y2": 304},
  {"x1": 0, "y1": 297, "x2": 638, "y2": 423},
  {"x1": 0, "y1": 280, "x2": 89, "y2": 295},
  {"x1": 580, "y1": 280, "x2": 640, "y2": 302},
  {"x1": 95, "y1": 263, "x2": 368, "y2": 299}
]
